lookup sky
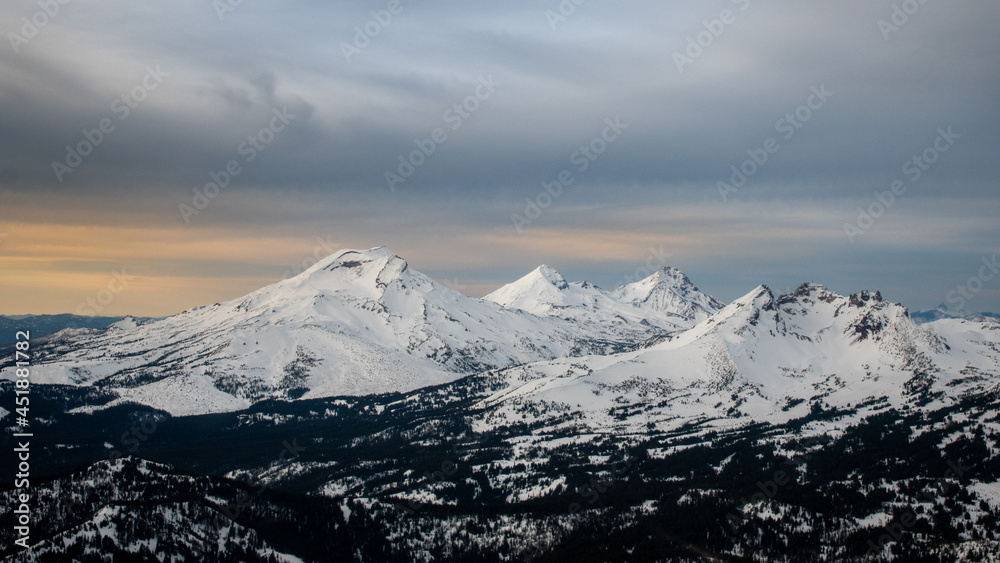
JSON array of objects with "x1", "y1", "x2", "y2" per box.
[{"x1": 1, "y1": 0, "x2": 998, "y2": 317}]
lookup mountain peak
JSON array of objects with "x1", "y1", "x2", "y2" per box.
[
  {"x1": 529, "y1": 264, "x2": 569, "y2": 290},
  {"x1": 305, "y1": 246, "x2": 399, "y2": 275},
  {"x1": 648, "y1": 265, "x2": 686, "y2": 280},
  {"x1": 774, "y1": 283, "x2": 838, "y2": 306},
  {"x1": 304, "y1": 246, "x2": 408, "y2": 279},
  {"x1": 739, "y1": 284, "x2": 775, "y2": 307},
  {"x1": 848, "y1": 289, "x2": 884, "y2": 307},
  {"x1": 612, "y1": 266, "x2": 725, "y2": 321},
  {"x1": 630, "y1": 267, "x2": 694, "y2": 293},
  {"x1": 484, "y1": 265, "x2": 572, "y2": 311},
  {"x1": 792, "y1": 282, "x2": 829, "y2": 294}
]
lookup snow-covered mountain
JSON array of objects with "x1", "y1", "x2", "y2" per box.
[
  {"x1": 4, "y1": 277, "x2": 1000, "y2": 562},
  {"x1": 611, "y1": 266, "x2": 725, "y2": 322},
  {"x1": 7, "y1": 247, "x2": 719, "y2": 415},
  {"x1": 484, "y1": 263, "x2": 722, "y2": 331},
  {"x1": 911, "y1": 303, "x2": 1000, "y2": 324},
  {"x1": 474, "y1": 283, "x2": 1000, "y2": 437},
  {"x1": 7, "y1": 247, "x2": 998, "y2": 436}
]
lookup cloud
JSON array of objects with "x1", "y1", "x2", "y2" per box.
[{"x1": 1, "y1": 0, "x2": 998, "y2": 314}]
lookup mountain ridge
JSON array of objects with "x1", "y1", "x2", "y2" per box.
[
  {"x1": 4, "y1": 247, "x2": 998, "y2": 428},
  {"x1": 3, "y1": 247, "x2": 721, "y2": 415}
]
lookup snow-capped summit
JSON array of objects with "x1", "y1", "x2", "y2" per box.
[
  {"x1": 254, "y1": 246, "x2": 429, "y2": 304},
  {"x1": 532, "y1": 264, "x2": 570, "y2": 289},
  {"x1": 232, "y1": 246, "x2": 444, "y2": 320},
  {"x1": 296, "y1": 246, "x2": 410, "y2": 289},
  {"x1": 483, "y1": 265, "x2": 573, "y2": 314},
  {"x1": 484, "y1": 263, "x2": 723, "y2": 333},
  {"x1": 673, "y1": 282, "x2": 933, "y2": 352},
  {"x1": 612, "y1": 267, "x2": 725, "y2": 322}
]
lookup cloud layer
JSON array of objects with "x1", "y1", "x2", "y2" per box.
[{"x1": 1, "y1": 0, "x2": 998, "y2": 315}]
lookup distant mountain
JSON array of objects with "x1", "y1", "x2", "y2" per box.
[
  {"x1": 0, "y1": 314, "x2": 146, "y2": 345},
  {"x1": 911, "y1": 304, "x2": 1000, "y2": 324},
  {"x1": 476, "y1": 283, "x2": 1000, "y2": 435},
  {"x1": 611, "y1": 265, "x2": 725, "y2": 322},
  {"x1": 6, "y1": 248, "x2": 720, "y2": 415},
  {"x1": 483, "y1": 263, "x2": 722, "y2": 331}
]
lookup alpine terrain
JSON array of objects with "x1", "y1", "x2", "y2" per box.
[{"x1": 1, "y1": 248, "x2": 998, "y2": 562}]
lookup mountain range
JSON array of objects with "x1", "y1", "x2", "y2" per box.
[
  {"x1": 0, "y1": 315, "x2": 153, "y2": 346},
  {"x1": 2, "y1": 247, "x2": 999, "y2": 561},
  {"x1": 4, "y1": 247, "x2": 722, "y2": 415}
]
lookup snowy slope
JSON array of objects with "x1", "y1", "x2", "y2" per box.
[
  {"x1": 7, "y1": 248, "x2": 709, "y2": 415},
  {"x1": 474, "y1": 283, "x2": 1000, "y2": 438}
]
